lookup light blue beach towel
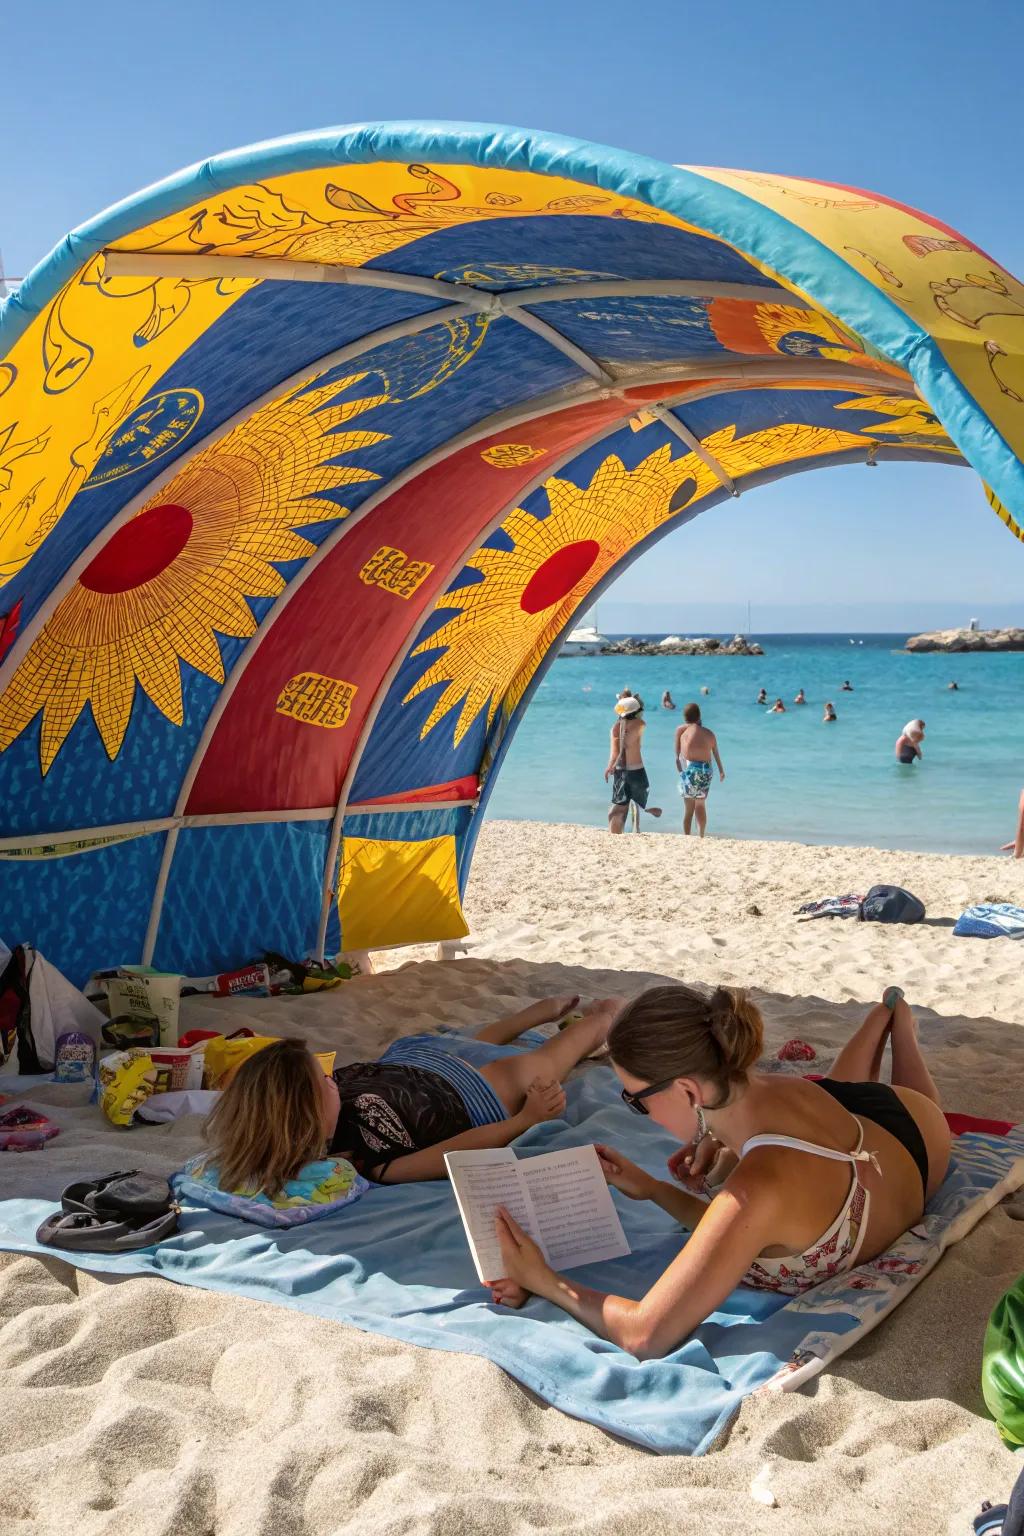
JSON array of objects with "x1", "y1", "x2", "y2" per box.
[{"x1": 1, "y1": 1031, "x2": 1021, "y2": 1455}]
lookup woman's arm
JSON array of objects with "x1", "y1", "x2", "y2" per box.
[{"x1": 496, "y1": 1170, "x2": 782, "y2": 1359}]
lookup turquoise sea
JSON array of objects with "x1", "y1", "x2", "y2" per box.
[{"x1": 484, "y1": 635, "x2": 1024, "y2": 855}]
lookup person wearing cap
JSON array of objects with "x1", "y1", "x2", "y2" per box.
[{"x1": 605, "y1": 691, "x2": 662, "y2": 833}]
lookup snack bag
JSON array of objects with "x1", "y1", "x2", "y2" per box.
[
  {"x1": 98, "y1": 1049, "x2": 161, "y2": 1127},
  {"x1": 53, "y1": 1030, "x2": 98, "y2": 1083},
  {"x1": 201, "y1": 1033, "x2": 279, "y2": 1091}
]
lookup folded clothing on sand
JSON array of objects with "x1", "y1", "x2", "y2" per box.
[{"x1": 955, "y1": 904, "x2": 1024, "y2": 939}]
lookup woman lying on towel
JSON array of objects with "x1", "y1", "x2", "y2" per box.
[
  {"x1": 490, "y1": 984, "x2": 952, "y2": 1357},
  {"x1": 204, "y1": 996, "x2": 618, "y2": 1190}
]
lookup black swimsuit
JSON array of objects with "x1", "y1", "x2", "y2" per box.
[
  {"x1": 819, "y1": 1078, "x2": 930, "y2": 1201},
  {"x1": 329, "y1": 1061, "x2": 471, "y2": 1178}
]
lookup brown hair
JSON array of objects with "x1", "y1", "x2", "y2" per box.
[
  {"x1": 683, "y1": 702, "x2": 701, "y2": 724},
  {"x1": 204, "y1": 1038, "x2": 325, "y2": 1197},
  {"x1": 608, "y1": 984, "x2": 764, "y2": 1107}
]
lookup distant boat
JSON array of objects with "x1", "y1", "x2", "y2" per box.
[{"x1": 561, "y1": 622, "x2": 608, "y2": 656}]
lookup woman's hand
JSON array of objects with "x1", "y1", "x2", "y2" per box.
[
  {"x1": 517, "y1": 1077, "x2": 567, "y2": 1128},
  {"x1": 667, "y1": 1132, "x2": 737, "y2": 1190},
  {"x1": 595, "y1": 1143, "x2": 656, "y2": 1201},
  {"x1": 490, "y1": 1207, "x2": 555, "y2": 1299}
]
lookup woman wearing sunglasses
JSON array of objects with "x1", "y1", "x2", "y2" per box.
[{"x1": 489, "y1": 983, "x2": 951, "y2": 1358}]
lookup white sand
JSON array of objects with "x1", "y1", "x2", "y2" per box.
[{"x1": 3, "y1": 821, "x2": 1024, "y2": 1535}]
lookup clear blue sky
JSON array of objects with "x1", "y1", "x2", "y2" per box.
[{"x1": 4, "y1": 0, "x2": 1022, "y2": 631}]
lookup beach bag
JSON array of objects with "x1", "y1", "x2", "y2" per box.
[
  {"x1": 982, "y1": 1273, "x2": 1024, "y2": 1449},
  {"x1": 35, "y1": 1170, "x2": 179, "y2": 1252},
  {"x1": 0, "y1": 944, "x2": 104, "y2": 1073},
  {"x1": 954, "y1": 904, "x2": 1024, "y2": 940},
  {"x1": 861, "y1": 885, "x2": 925, "y2": 925}
]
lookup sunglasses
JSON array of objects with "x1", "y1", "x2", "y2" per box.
[{"x1": 620, "y1": 1076, "x2": 679, "y2": 1115}]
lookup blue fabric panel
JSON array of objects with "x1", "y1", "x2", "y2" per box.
[
  {"x1": 521, "y1": 295, "x2": 725, "y2": 364},
  {"x1": 369, "y1": 213, "x2": 778, "y2": 288},
  {"x1": 154, "y1": 820, "x2": 331, "y2": 976},
  {"x1": 344, "y1": 807, "x2": 474, "y2": 844},
  {"x1": 0, "y1": 833, "x2": 164, "y2": 986}
]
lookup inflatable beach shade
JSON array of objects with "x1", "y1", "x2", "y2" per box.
[{"x1": 1, "y1": 122, "x2": 1021, "y2": 983}]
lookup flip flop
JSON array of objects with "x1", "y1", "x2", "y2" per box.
[{"x1": 882, "y1": 986, "x2": 905, "y2": 1011}]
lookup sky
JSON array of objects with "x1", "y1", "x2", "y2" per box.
[{"x1": 3, "y1": 0, "x2": 1022, "y2": 631}]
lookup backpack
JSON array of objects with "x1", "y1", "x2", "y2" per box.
[{"x1": 861, "y1": 885, "x2": 925, "y2": 925}]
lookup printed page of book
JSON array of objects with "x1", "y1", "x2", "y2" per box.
[
  {"x1": 520, "y1": 1145, "x2": 630, "y2": 1271},
  {"x1": 444, "y1": 1148, "x2": 538, "y2": 1283},
  {"x1": 446, "y1": 1144, "x2": 630, "y2": 1283}
]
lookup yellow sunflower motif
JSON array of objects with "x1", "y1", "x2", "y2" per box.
[
  {"x1": 0, "y1": 372, "x2": 388, "y2": 773},
  {"x1": 406, "y1": 420, "x2": 873, "y2": 746}
]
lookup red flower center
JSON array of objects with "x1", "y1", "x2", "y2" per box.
[
  {"x1": 80, "y1": 504, "x2": 194, "y2": 594},
  {"x1": 519, "y1": 540, "x2": 600, "y2": 614}
]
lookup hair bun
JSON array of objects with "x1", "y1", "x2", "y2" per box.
[{"x1": 708, "y1": 986, "x2": 763, "y2": 1077}]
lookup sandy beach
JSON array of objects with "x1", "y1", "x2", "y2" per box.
[{"x1": 3, "y1": 822, "x2": 1024, "y2": 1535}]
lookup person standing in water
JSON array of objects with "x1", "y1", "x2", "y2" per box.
[
  {"x1": 675, "y1": 702, "x2": 725, "y2": 838},
  {"x1": 895, "y1": 720, "x2": 925, "y2": 764},
  {"x1": 756, "y1": 688, "x2": 768, "y2": 706},
  {"x1": 661, "y1": 690, "x2": 676, "y2": 710},
  {"x1": 823, "y1": 701, "x2": 837, "y2": 723},
  {"x1": 794, "y1": 688, "x2": 807, "y2": 706},
  {"x1": 606, "y1": 692, "x2": 662, "y2": 833}
]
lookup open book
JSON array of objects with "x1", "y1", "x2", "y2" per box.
[{"x1": 445, "y1": 1144, "x2": 630, "y2": 1283}]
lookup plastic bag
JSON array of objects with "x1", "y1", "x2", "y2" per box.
[{"x1": 982, "y1": 1274, "x2": 1024, "y2": 1447}]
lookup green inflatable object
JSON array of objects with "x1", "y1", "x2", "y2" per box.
[{"x1": 983, "y1": 1277, "x2": 1024, "y2": 1448}]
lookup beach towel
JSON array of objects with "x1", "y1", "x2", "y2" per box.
[
  {"x1": 0, "y1": 1033, "x2": 1021, "y2": 1455},
  {"x1": 955, "y1": 905, "x2": 1024, "y2": 939}
]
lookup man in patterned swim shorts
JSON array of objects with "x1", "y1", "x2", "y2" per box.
[{"x1": 674, "y1": 702, "x2": 725, "y2": 837}]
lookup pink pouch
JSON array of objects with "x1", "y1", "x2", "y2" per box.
[{"x1": 0, "y1": 1104, "x2": 60, "y2": 1150}]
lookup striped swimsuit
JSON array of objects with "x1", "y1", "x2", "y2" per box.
[{"x1": 329, "y1": 1034, "x2": 506, "y2": 1178}]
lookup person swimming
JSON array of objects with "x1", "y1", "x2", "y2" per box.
[
  {"x1": 895, "y1": 719, "x2": 925, "y2": 764},
  {"x1": 794, "y1": 688, "x2": 807, "y2": 705},
  {"x1": 841, "y1": 680, "x2": 854, "y2": 691},
  {"x1": 823, "y1": 701, "x2": 837, "y2": 722},
  {"x1": 948, "y1": 681, "x2": 959, "y2": 691},
  {"x1": 756, "y1": 688, "x2": 768, "y2": 706},
  {"x1": 769, "y1": 698, "x2": 786, "y2": 713}
]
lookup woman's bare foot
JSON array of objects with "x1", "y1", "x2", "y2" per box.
[
  {"x1": 518, "y1": 1077, "x2": 567, "y2": 1127},
  {"x1": 524, "y1": 994, "x2": 581, "y2": 1028}
]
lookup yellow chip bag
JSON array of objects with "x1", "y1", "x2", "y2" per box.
[
  {"x1": 99, "y1": 1049, "x2": 160, "y2": 1127},
  {"x1": 201, "y1": 1034, "x2": 280, "y2": 1091}
]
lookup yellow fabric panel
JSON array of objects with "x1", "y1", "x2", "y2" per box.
[
  {"x1": 0, "y1": 269, "x2": 255, "y2": 586},
  {"x1": 337, "y1": 833, "x2": 469, "y2": 951},
  {"x1": 692, "y1": 167, "x2": 1024, "y2": 455},
  {"x1": 110, "y1": 162, "x2": 717, "y2": 267}
]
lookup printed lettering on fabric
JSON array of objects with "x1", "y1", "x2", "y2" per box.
[
  {"x1": 480, "y1": 443, "x2": 548, "y2": 468},
  {"x1": 83, "y1": 390, "x2": 204, "y2": 487},
  {"x1": 359, "y1": 546, "x2": 435, "y2": 600},
  {"x1": 275, "y1": 672, "x2": 358, "y2": 729}
]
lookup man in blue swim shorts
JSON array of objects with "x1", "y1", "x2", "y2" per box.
[{"x1": 674, "y1": 702, "x2": 725, "y2": 837}]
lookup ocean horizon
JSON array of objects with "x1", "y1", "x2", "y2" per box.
[{"x1": 483, "y1": 632, "x2": 1023, "y2": 856}]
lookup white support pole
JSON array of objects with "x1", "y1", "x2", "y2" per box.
[
  {"x1": 101, "y1": 251, "x2": 812, "y2": 314},
  {"x1": 505, "y1": 308, "x2": 616, "y2": 385},
  {"x1": 653, "y1": 404, "x2": 738, "y2": 496}
]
